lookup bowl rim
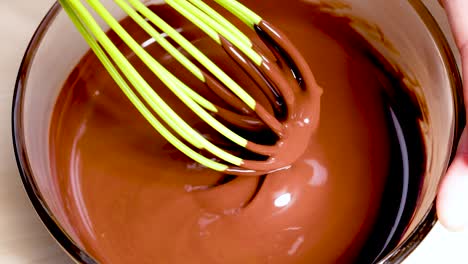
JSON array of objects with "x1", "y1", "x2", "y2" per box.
[{"x1": 11, "y1": 1, "x2": 465, "y2": 263}]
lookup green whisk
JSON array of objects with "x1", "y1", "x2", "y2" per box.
[{"x1": 59, "y1": 0, "x2": 320, "y2": 176}]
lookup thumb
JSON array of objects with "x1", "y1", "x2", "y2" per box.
[{"x1": 437, "y1": 128, "x2": 468, "y2": 231}]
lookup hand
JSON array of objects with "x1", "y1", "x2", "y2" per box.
[{"x1": 437, "y1": 0, "x2": 468, "y2": 231}]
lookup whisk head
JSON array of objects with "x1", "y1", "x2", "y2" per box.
[{"x1": 59, "y1": 0, "x2": 321, "y2": 176}]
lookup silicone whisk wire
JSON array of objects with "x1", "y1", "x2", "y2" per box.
[{"x1": 59, "y1": 0, "x2": 295, "y2": 175}]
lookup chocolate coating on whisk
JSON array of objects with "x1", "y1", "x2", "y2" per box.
[
  {"x1": 220, "y1": 37, "x2": 287, "y2": 119},
  {"x1": 216, "y1": 20, "x2": 322, "y2": 175}
]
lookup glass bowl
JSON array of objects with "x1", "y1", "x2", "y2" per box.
[{"x1": 12, "y1": 0, "x2": 464, "y2": 263}]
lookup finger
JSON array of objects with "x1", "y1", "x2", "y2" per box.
[
  {"x1": 440, "y1": 0, "x2": 468, "y2": 49},
  {"x1": 438, "y1": 128, "x2": 468, "y2": 231},
  {"x1": 437, "y1": 0, "x2": 468, "y2": 231}
]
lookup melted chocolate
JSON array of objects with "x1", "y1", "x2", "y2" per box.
[{"x1": 49, "y1": 1, "x2": 423, "y2": 263}]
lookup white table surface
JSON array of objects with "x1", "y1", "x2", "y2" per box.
[{"x1": 0, "y1": 0, "x2": 467, "y2": 263}]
